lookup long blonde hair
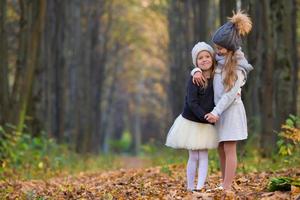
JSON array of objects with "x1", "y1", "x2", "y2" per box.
[
  {"x1": 223, "y1": 51, "x2": 237, "y2": 91},
  {"x1": 221, "y1": 10, "x2": 252, "y2": 91}
]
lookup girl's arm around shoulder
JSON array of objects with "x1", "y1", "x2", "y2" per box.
[
  {"x1": 191, "y1": 68, "x2": 202, "y2": 76},
  {"x1": 211, "y1": 69, "x2": 245, "y2": 117},
  {"x1": 190, "y1": 68, "x2": 206, "y2": 86}
]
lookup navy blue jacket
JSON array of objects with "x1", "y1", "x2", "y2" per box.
[{"x1": 181, "y1": 77, "x2": 215, "y2": 124}]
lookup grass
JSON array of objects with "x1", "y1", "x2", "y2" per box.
[
  {"x1": 142, "y1": 139, "x2": 300, "y2": 175},
  {"x1": 1, "y1": 153, "x2": 121, "y2": 181},
  {"x1": 1, "y1": 131, "x2": 299, "y2": 181}
]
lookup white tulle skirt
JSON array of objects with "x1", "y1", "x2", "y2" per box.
[{"x1": 165, "y1": 115, "x2": 218, "y2": 150}]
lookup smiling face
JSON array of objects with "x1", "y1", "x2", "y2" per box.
[
  {"x1": 215, "y1": 44, "x2": 228, "y2": 56},
  {"x1": 196, "y1": 50, "x2": 213, "y2": 71}
]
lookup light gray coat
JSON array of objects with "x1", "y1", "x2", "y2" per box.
[{"x1": 211, "y1": 49, "x2": 253, "y2": 142}]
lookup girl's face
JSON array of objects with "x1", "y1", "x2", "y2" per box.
[
  {"x1": 196, "y1": 51, "x2": 213, "y2": 70},
  {"x1": 215, "y1": 45, "x2": 228, "y2": 56}
]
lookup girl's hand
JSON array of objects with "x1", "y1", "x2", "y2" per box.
[
  {"x1": 192, "y1": 71, "x2": 206, "y2": 86},
  {"x1": 204, "y1": 113, "x2": 219, "y2": 123}
]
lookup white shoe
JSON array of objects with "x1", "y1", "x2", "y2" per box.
[
  {"x1": 206, "y1": 185, "x2": 223, "y2": 192},
  {"x1": 214, "y1": 186, "x2": 224, "y2": 190},
  {"x1": 195, "y1": 185, "x2": 204, "y2": 191}
]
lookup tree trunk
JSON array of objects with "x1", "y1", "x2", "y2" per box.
[
  {"x1": 272, "y1": 0, "x2": 297, "y2": 130},
  {"x1": 259, "y1": 0, "x2": 275, "y2": 155},
  {"x1": 241, "y1": 0, "x2": 262, "y2": 133},
  {"x1": 219, "y1": 0, "x2": 236, "y2": 24},
  {"x1": 89, "y1": 0, "x2": 107, "y2": 153},
  {"x1": 10, "y1": 0, "x2": 28, "y2": 125},
  {"x1": 193, "y1": 0, "x2": 209, "y2": 42},
  {"x1": 133, "y1": 69, "x2": 144, "y2": 155},
  {"x1": 62, "y1": 0, "x2": 81, "y2": 146},
  {"x1": 291, "y1": 0, "x2": 298, "y2": 116},
  {"x1": 16, "y1": 0, "x2": 46, "y2": 133},
  {"x1": 168, "y1": 0, "x2": 192, "y2": 119},
  {"x1": 0, "y1": 0, "x2": 9, "y2": 125}
]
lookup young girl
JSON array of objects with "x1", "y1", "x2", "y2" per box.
[
  {"x1": 192, "y1": 11, "x2": 253, "y2": 191},
  {"x1": 165, "y1": 42, "x2": 218, "y2": 191}
]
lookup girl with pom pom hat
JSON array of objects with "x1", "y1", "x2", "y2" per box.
[{"x1": 191, "y1": 11, "x2": 254, "y2": 191}]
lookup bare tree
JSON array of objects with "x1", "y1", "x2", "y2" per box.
[
  {"x1": 219, "y1": 0, "x2": 236, "y2": 24},
  {"x1": 15, "y1": 0, "x2": 46, "y2": 133},
  {"x1": 0, "y1": 0, "x2": 9, "y2": 125}
]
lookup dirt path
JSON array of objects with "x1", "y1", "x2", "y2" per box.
[
  {"x1": 1, "y1": 165, "x2": 299, "y2": 199},
  {"x1": 117, "y1": 156, "x2": 151, "y2": 169}
]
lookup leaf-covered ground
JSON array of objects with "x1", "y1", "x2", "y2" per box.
[{"x1": 1, "y1": 164, "x2": 299, "y2": 199}]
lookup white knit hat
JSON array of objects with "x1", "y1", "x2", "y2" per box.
[{"x1": 191, "y1": 42, "x2": 214, "y2": 67}]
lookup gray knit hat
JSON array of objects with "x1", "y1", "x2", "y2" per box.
[
  {"x1": 212, "y1": 22, "x2": 241, "y2": 51},
  {"x1": 212, "y1": 11, "x2": 252, "y2": 51},
  {"x1": 191, "y1": 42, "x2": 214, "y2": 67}
]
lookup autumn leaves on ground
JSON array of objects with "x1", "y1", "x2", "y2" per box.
[{"x1": 1, "y1": 161, "x2": 300, "y2": 200}]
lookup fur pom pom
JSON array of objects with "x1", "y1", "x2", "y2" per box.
[{"x1": 229, "y1": 11, "x2": 252, "y2": 36}]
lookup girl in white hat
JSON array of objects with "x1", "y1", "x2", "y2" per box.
[{"x1": 165, "y1": 42, "x2": 218, "y2": 191}]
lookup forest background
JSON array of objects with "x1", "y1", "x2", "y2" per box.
[{"x1": 0, "y1": 0, "x2": 299, "y2": 190}]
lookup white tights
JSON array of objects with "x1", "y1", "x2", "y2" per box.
[{"x1": 186, "y1": 149, "x2": 208, "y2": 190}]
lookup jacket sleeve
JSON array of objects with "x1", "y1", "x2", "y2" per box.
[
  {"x1": 191, "y1": 67, "x2": 202, "y2": 76},
  {"x1": 211, "y1": 70, "x2": 245, "y2": 116},
  {"x1": 186, "y1": 78, "x2": 207, "y2": 120}
]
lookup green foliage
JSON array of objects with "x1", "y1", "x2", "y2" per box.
[
  {"x1": 140, "y1": 142, "x2": 220, "y2": 174},
  {"x1": 140, "y1": 142, "x2": 187, "y2": 166},
  {"x1": 109, "y1": 131, "x2": 132, "y2": 153},
  {"x1": 0, "y1": 124, "x2": 70, "y2": 179},
  {"x1": 0, "y1": 124, "x2": 21, "y2": 162},
  {"x1": 160, "y1": 165, "x2": 172, "y2": 176},
  {"x1": 138, "y1": 117, "x2": 300, "y2": 175},
  {"x1": 237, "y1": 130, "x2": 300, "y2": 173},
  {"x1": 268, "y1": 177, "x2": 292, "y2": 191},
  {"x1": 208, "y1": 150, "x2": 219, "y2": 174},
  {"x1": 1, "y1": 115, "x2": 300, "y2": 181},
  {"x1": 265, "y1": 116, "x2": 300, "y2": 193},
  {"x1": 268, "y1": 177, "x2": 300, "y2": 192},
  {"x1": 0, "y1": 125, "x2": 119, "y2": 180},
  {"x1": 139, "y1": 136, "x2": 296, "y2": 175},
  {"x1": 277, "y1": 139, "x2": 293, "y2": 156},
  {"x1": 276, "y1": 114, "x2": 300, "y2": 163}
]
